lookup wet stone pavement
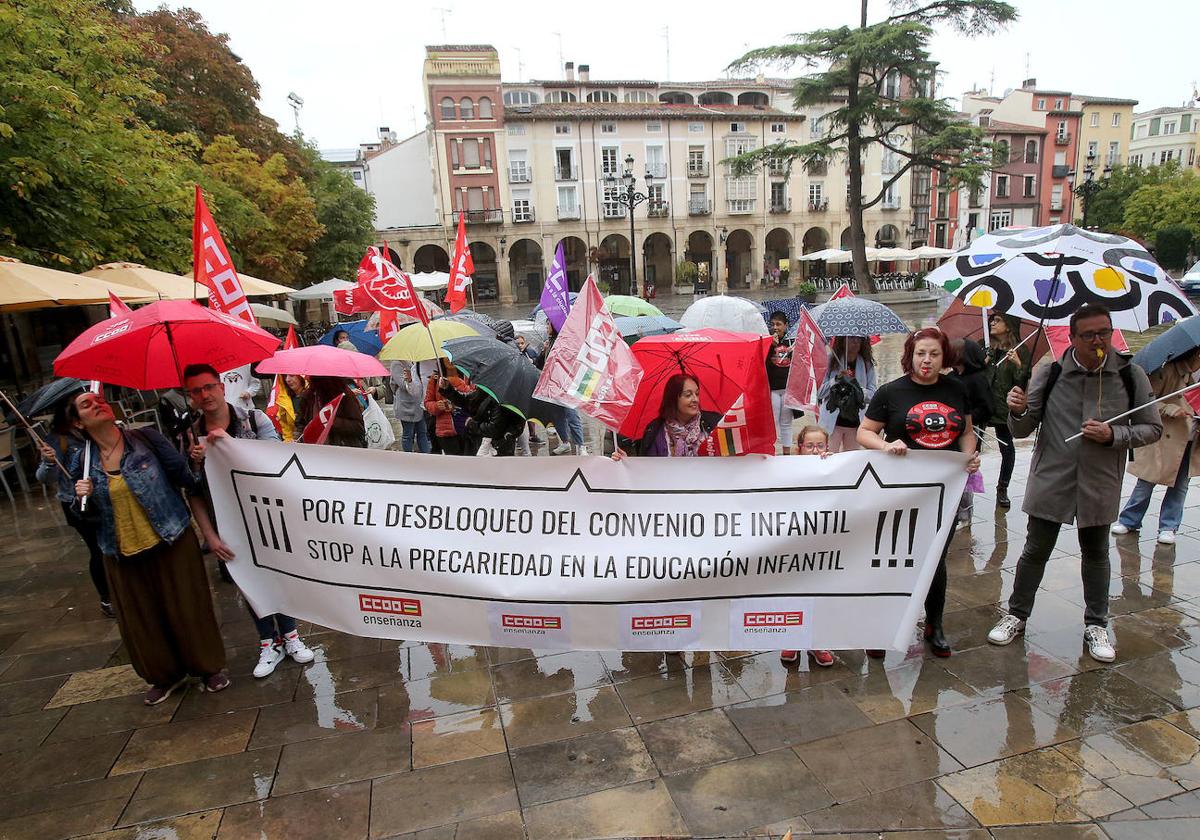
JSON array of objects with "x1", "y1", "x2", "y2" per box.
[{"x1": 4, "y1": 423, "x2": 1200, "y2": 836}]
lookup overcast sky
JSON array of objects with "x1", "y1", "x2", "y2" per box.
[{"x1": 135, "y1": 0, "x2": 1196, "y2": 150}]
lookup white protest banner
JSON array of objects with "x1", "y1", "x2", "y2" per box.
[{"x1": 206, "y1": 440, "x2": 967, "y2": 651}]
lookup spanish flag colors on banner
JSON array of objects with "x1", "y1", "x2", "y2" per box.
[{"x1": 706, "y1": 394, "x2": 749, "y2": 456}]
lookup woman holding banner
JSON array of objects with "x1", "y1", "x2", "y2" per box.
[
  {"x1": 858, "y1": 327, "x2": 980, "y2": 658},
  {"x1": 67, "y1": 390, "x2": 230, "y2": 705}
]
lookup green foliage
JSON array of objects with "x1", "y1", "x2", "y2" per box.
[
  {"x1": 1086, "y1": 162, "x2": 1183, "y2": 233},
  {"x1": 795, "y1": 281, "x2": 818, "y2": 298},
  {"x1": 1154, "y1": 225, "x2": 1195, "y2": 270},
  {"x1": 1122, "y1": 171, "x2": 1200, "y2": 246},
  {"x1": 675, "y1": 260, "x2": 699, "y2": 284},
  {"x1": 0, "y1": 0, "x2": 195, "y2": 270},
  {"x1": 296, "y1": 143, "x2": 377, "y2": 284}
]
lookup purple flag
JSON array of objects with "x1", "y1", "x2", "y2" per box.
[{"x1": 539, "y1": 243, "x2": 572, "y2": 331}]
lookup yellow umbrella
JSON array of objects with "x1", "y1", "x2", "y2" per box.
[
  {"x1": 0, "y1": 257, "x2": 152, "y2": 311},
  {"x1": 378, "y1": 319, "x2": 480, "y2": 361},
  {"x1": 82, "y1": 262, "x2": 202, "y2": 300}
]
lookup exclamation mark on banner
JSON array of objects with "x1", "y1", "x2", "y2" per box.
[
  {"x1": 906, "y1": 508, "x2": 918, "y2": 567},
  {"x1": 872, "y1": 511, "x2": 888, "y2": 567},
  {"x1": 872, "y1": 508, "x2": 919, "y2": 569}
]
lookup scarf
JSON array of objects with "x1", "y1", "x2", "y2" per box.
[{"x1": 664, "y1": 414, "x2": 705, "y2": 457}]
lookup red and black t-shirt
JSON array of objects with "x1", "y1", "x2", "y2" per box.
[
  {"x1": 865, "y1": 375, "x2": 970, "y2": 451},
  {"x1": 766, "y1": 337, "x2": 793, "y2": 391}
]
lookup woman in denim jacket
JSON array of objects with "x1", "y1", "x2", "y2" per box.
[
  {"x1": 36, "y1": 402, "x2": 112, "y2": 617},
  {"x1": 68, "y1": 390, "x2": 231, "y2": 706}
]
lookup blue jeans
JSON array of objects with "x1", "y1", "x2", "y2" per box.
[
  {"x1": 559, "y1": 407, "x2": 584, "y2": 446},
  {"x1": 250, "y1": 607, "x2": 297, "y2": 641},
  {"x1": 1118, "y1": 443, "x2": 1191, "y2": 532},
  {"x1": 401, "y1": 419, "x2": 432, "y2": 453}
]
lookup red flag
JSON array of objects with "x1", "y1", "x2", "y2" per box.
[
  {"x1": 301, "y1": 393, "x2": 345, "y2": 445},
  {"x1": 265, "y1": 325, "x2": 299, "y2": 432},
  {"x1": 1185, "y1": 383, "x2": 1200, "y2": 415},
  {"x1": 108, "y1": 291, "x2": 132, "y2": 318},
  {"x1": 829, "y1": 283, "x2": 881, "y2": 345},
  {"x1": 445, "y1": 215, "x2": 474, "y2": 314},
  {"x1": 378, "y1": 309, "x2": 402, "y2": 344},
  {"x1": 193, "y1": 185, "x2": 256, "y2": 324},
  {"x1": 1044, "y1": 326, "x2": 1130, "y2": 360},
  {"x1": 783, "y1": 308, "x2": 829, "y2": 413},
  {"x1": 356, "y1": 247, "x2": 429, "y2": 325},
  {"x1": 703, "y1": 389, "x2": 776, "y2": 456},
  {"x1": 333, "y1": 286, "x2": 372, "y2": 315},
  {"x1": 533, "y1": 275, "x2": 643, "y2": 429}
]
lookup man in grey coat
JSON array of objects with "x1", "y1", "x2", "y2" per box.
[{"x1": 987, "y1": 304, "x2": 1161, "y2": 662}]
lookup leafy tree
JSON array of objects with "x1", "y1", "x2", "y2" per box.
[
  {"x1": 1084, "y1": 162, "x2": 1183, "y2": 233},
  {"x1": 200, "y1": 136, "x2": 323, "y2": 286},
  {"x1": 0, "y1": 0, "x2": 195, "y2": 270},
  {"x1": 725, "y1": 0, "x2": 1017, "y2": 292},
  {"x1": 1154, "y1": 225, "x2": 1194, "y2": 271},
  {"x1": 1123, "y1": 171, "x2": 1200, "y2": 247},
  {"x1": 294, "y1": 144, "x2": 376, "y2": 284}
]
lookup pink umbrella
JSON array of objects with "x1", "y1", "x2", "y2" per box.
[
  {"x1": 256, "y1": 345, "x2": 388, "y2": 378},
  {"x1": 55, "y1": 299, "x2": 280, "y2": 389}
]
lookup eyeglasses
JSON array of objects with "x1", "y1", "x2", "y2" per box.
[
  {"x1": 186, "y1": 383, "x2": 221, "y2": 398},
  {"x1": 1075, "y1": 329, "x2": 1114, "y2": 342}
]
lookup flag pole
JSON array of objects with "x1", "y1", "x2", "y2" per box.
[{"x1": 1064, "y1": 380, "x2": 1200, "y2": 442}]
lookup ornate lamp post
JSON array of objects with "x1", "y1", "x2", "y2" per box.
[
  {"x1": 1067, "y1": 150, "x2": 1111, "y2": 228},
  {"x1": 604, "y1": 154, "x2": 653, "y2": 295}
]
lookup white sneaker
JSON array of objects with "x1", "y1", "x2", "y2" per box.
[
  {"x1": 1084, "y1": 626, "x2": 1116, "y2": 662},
  {"x1": 253, "y1": 640, "x2": 285, "y2": 678},
  {"x1": 1158, "y1": 530, "x2": 1176, "y2": 545},
  {"x1": 552, "y1": 442, "x2": 573, "y2": 455},
  {"x1": 987, "y1": 614, "x2": 1026, "y2": 645},
  {"x1": 575, "y1": 445, "x2": 590, "y2": 456},
  {"x1": 284, "y1": 633, "x2": 314, "y2": 664},
  {"x1": 1110, "y1": 523, "x2": 1132, "y2": 535}
]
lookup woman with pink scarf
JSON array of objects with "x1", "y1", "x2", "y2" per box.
[{"x1": 613, "y1": 373, "x2": 721, "y2": 459}]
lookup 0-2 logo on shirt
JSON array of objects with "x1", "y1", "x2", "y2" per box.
[{"x1": 904, "y1": 401, "x2": 964, "y2": 449}]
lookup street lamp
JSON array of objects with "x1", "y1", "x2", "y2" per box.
[
  {"x1": 604, "y1": 154, "x2": 652, "y2": 294},
  {"x1": 1067, "y1": 150, "x2": 1111, "y2": 228}
]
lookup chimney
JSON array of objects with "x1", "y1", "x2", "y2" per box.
[
  {"x1": 579, "y1": 64, "x2": 590, "y2": 83},
  {"x1": 378, "y1": 126, "x2": 396, "y2": 144},
  {"x1": 1021, "y1": 77, "x2": 1037, "y2": 89},
  {"x1": 565, "y1": 61, "x2": 575, "y2": 82}
]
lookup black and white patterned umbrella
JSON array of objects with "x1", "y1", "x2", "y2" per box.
[{"x1": 812, "y1": 296, "x2": 908, "y2": 337}]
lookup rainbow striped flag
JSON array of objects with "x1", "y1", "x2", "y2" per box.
[
  {"x1": 569, "y1": 366, "x2": 603, "y2": 401},
  {"x1": 710, "y1": 426, "x2": 746, "y2": 456}
]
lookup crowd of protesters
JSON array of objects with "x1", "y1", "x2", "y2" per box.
[{"x1": 35, "y1": 301, "x2": 1179, "y2": 705}]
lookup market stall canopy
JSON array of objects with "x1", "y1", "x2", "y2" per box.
[
  {"x1": 911, "y1": 246, "x2": 956, "y2": 259},
  {"x1": 238, "y1": 274, "x2": 293, "y2": 297},
  {"x1": 82, "y1": 262, "x2": 201, "y2": 300},
  {"x1": 797, "y1": 249, "x2": 848, "y2": 262},
  {"x1": 1, "y1": 258, "x2": 152, "y2": 311},
  {"x1": 287, "y1": 278, "x2": 355, "y2": 301},
  {"x1": 873, "y1": 247, "x2": 919, "y2": 260},
  {"x1": 249, "y1": 303, "x2": 297, "y2": 325},
  {"x1": 409, "y1": 271, "x2": 450, "y2": 291}
]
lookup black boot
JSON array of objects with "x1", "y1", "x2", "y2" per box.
[
  {"x1": 996, "y1": 484, "x2": 1011, "y2": 509},
  {"x1": 924, "y1": 622, "x2": 952, "y2": 657}
]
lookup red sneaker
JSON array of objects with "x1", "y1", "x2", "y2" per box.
[
  {"x1": 779, "y1": 650, "x2": 800, "y2": 664},
  {"x1": 809, "y1": 649, "x2": 835, "y2": 667}
]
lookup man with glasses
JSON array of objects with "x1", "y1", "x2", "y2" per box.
[
  {"x1": 987, "y1": 304, "x2": 1160, "y2": 662},
  {"x1": 182, "y1": 364, "x2": 315, "y2": 679}
]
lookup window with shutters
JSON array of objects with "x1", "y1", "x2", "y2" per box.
[
  {"x1": 478, "y1": 97, "x2": 493, "y2": 119},
  {"x1": 440, "y1": 98, "x2": 455, "y2": 120},
  {"x1": 460, "y1": 98, "x2": 474, "y2": 120},
  {"x1": 467, "y1": 188, "x2": 484, "y2": 211},
  {"x1": 601, "y1": 147, "x2": 620, "y2": 177},
  {"x1": 463, "y1": 140, "x2": 480, "y2": 168},
  {"x1": 600, "y1": 122, "x2": 616, "y2": 134}
]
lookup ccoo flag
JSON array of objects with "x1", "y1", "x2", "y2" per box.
[
  {"x1": 301, "y1": 393, "x2": 345, "y2": 445},
  {"x1": 193, "y1": 185, "x2": 256, "y2": 324},
  {"x1": 533, "y1": 274, "x2": 642, "y2": 430},
  {"x1": 356, "y1": 247, "x2": 429, "y2": 326},
  {"x1": 783, "y1": 307, "x2": 828, "y2": 413},
  {"x1": 539, "y1": 242, "x2": 572, "y2": 332},
  {"x1": 445, "y1": 214, "x2": 474, "y2": 313},
  {"x1": 108, "y1": 291, "x2": 132, "y2": 318}
]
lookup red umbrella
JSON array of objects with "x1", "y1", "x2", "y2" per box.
[
  {"x1": 55, "y1": 299, "x2": 280, "y2": 389},
  {"x1": 618, "y1": 329, "x2": 774, "y2": 449},
  {"x1": 256, "y1": 345, "x2": 388, "y2": 378}
]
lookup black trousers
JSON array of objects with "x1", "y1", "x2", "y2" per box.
[
  {"x1": 1008, "y1": 516, "x2": 1110, "y2": 627},
  {"x1": 62, "y1": 501, "x2": 109, "y2": 603}
]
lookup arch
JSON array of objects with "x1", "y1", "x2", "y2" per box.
[
  {"x1": 698, "y1": 91, "x2": 734, "y2": 106},
  {"x1": 624, "y1": 90, "x2": 654, "y2": 103},
  {"x1": 642, "y1": 232, "x2": 673, "y2": 293},
  {"x1": 478, "y1": 97, "x2": 493, "y2": 119},
  {"x1": 659, "y1": 91, "x2": 694, "y2": 105},
  {"x1": 460, "y1": 97, "x2": 475, "y2": 119},
  {"x1": 764, "y1": 227, "x2": 792, "y2": 287},
  {"x1": 877, "y1": 224, "x2": 899, "y2": 245},
  {"x1": 503, "y1": 90, "x2": 540, "y2": 106},
  {"x1": 801, "y1": 227, "x2": 829, "y2": 253},
  {"x1": 507, "y1": 238, "x2": 544, "y2": 303},
  {"x1": 546, "y1": 90, "x2": 577, "y2": 103},
  {"x1": 724, "y1": 228, "x2": 754, "y2": 290},
  {"x1": 737, "y1": 91, "x2": 770, "y2": 107},
  {"x1": 440, "y1": 97, "x2": 455, "y2": 120},
  {"x1": 1024, "y1": 138, "x2": 1038, "y2": 163},
  {"x1": 469, "y1": 242, "x2": 498, "y2": 301},
  {"x1": 586, "y1": 90, "x2": 618, "y2": 103},
  {"x1": 556, "y1": 236, "x2": 589, "y2": 292},
  {"x1": 839, "y1": 227, "x2": 853, "y2": 249},
  {"x1": 686, "y1": 230, "x2": 714, "y2": 293},
  {"x1": 413, "y1": 244, "x2": 450, "y2": 273},
  {"x1": 598, "y1": 233, "x2": 632, "y2": 295}
]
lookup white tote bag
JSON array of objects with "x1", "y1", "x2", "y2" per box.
[{"x1": 362, "y1": 396, "x2": 396, "y2": 450}]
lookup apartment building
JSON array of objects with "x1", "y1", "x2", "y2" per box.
[
  {"x1": 373, "y1": 45, "x2": 919, "y2": 305},
  {"x1": 1128, "y1": 105, "x2": 1200, "y2": 170}
]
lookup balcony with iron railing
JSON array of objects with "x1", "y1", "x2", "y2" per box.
[
  {"x1": 769, "y1": 198, "x2": 791, "y2": 214},
  {"x1": 645, "y1": 162, "x2": 667, "y2": 178},
  {"x1": 1055, "y1": 132, "x2": 1071, "y2": 146},
  {"x1": 453, "y1": 209, "x2": 503, "y2": 224},
  {"x1": 557, "y1": 205, "x2": 581, "y2": 220},
  {"x1": 883, "y1": 196, "x2": 903, "y2": 210},
  {"x1": 767, "y1": 160, "x2": 788, "y2": 176},
  {"x1": 647, "y1": 202, "x2": 670, "y2": 218},
  {"x1": 805, "y1": 160, "x2": 828, "y2": 176},
  {"x1": 1052, "y1": 164, "x2": 1071, "y2": 178},
  {"x1": 1050, "y1": 201, "x2": 1064, "y2": 211},
  {"x1": 555, "y1": 164, "x2": 579, "y2": 181},
  {"x1": 508, "y1": 165, "x2": 532, "y2": 183},
  {"x1": 512, "y1": 206, "x2": 535, "y2": 223},
  {"x1": 687, "y1": 162, "x2": 709, "y2": 178},
  {"x1": 688, "y1": 199, "x2": 712, "y2": 215},
  {"x1": 808, "y1": 198, "x2": 829, "y2": 212}
]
